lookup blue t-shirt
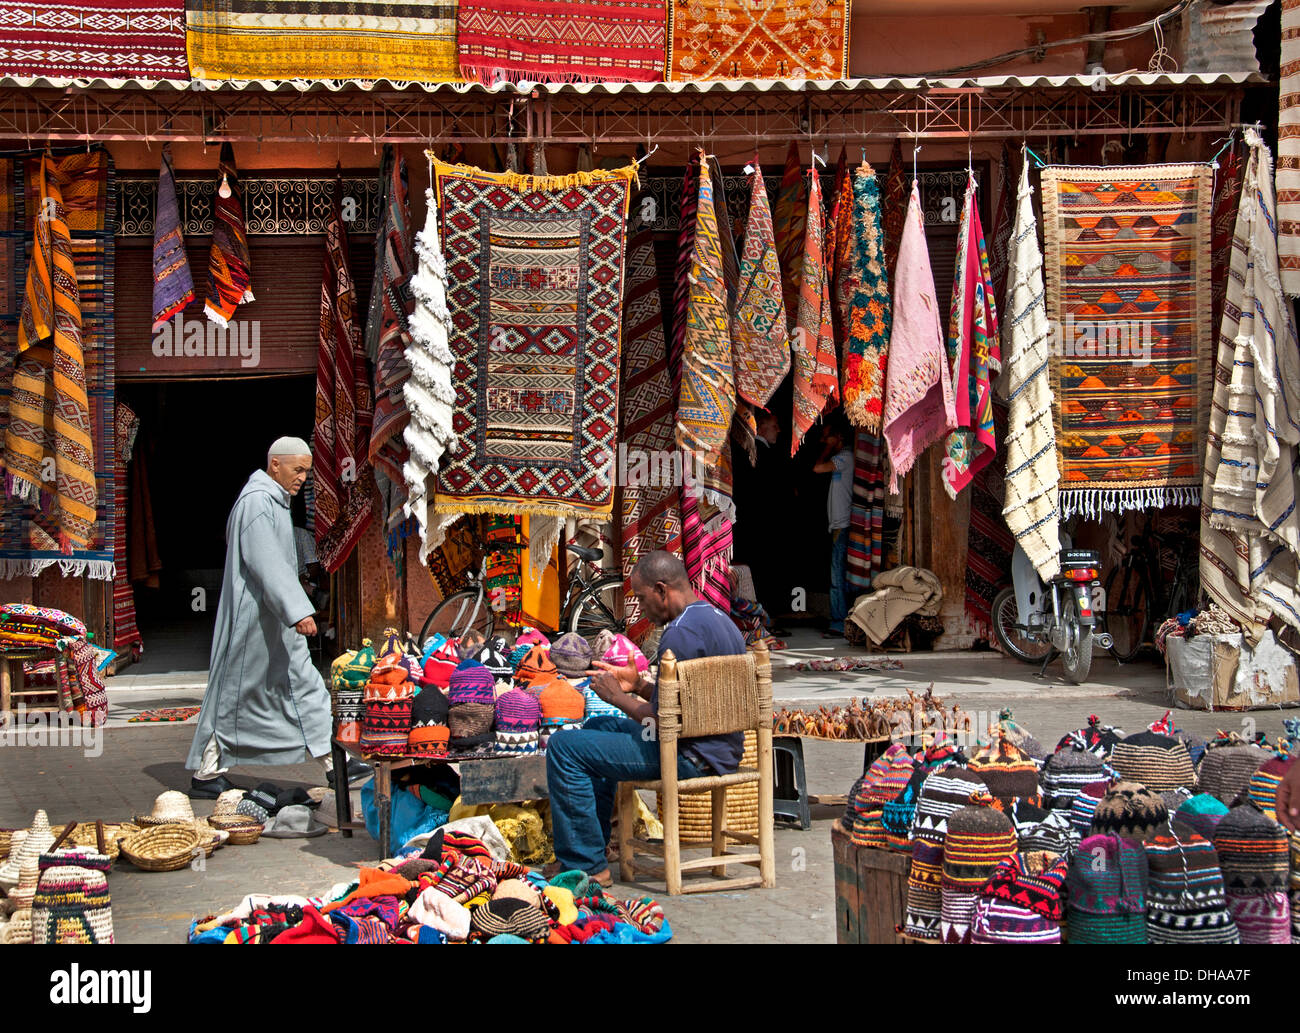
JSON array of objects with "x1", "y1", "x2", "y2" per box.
[
  {"x1": 651, "y1": 600, "x2": 747, "y2": 775},
  {"x1": 827, "y1": 448, "x2": 853, "y2": 531}
]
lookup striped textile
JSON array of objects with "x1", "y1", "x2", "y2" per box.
[
  {"x1": 845, "y1": 429, "x2": 885, "y2": 593},
  {"x1": 986, "y1": 143, "x2": 1014, "y2": 306},
  {"x1": 111, "y1": 402, "x2": 141, "y2": 654},
  {"x1": 0, "y1": 0, "x2": 187, "y2": 80},
  {"x1": 0, "y1": 148, "x2": 114, "y2": 580},
  {"x1": 618, "y1": 197, "x2": 682, "y2": 644},
  {"x1": 791, "y1": 164, "x2": 837, "y2": 455},
  {"x1": 185, "y1": 0, "x2": 459, "y2": 82},
  {"x1": 1279, "y1": 0, "x2": 1300, "y2": 295},
  {"x1": 150, "y1": 143, "x2": 192, "y2": 327},
  {"x1": 1226, "y1": 891, "x2": 1291, "y2": 944},
  {"x1": 202, "y1": 143, "x2": 253, "y2": 327},
  {"x1": 313, "y1": 174, "x2": 375, "y2": 573},
  {"x1": 364, "y1": 146, "x2": 414, "y2": 536},
  {"x1": 1042, "y1": 163, "x2": 1212, "y2": 518},
  {"x1": 1000, "y1": 154, "x2": 1060, "y2": 581},
  {"x1": 772, "y1": 141, "x2": 806, "y2": 328},
  {"x1": 962, "y1": 405, "x2": 1014, "y2": 637},
  {"x1": 1209, "y1": 141, "x2": 1243, "y2": 336},
  {"x1": 1200, "y1": 129, "x2": 1300, "y2": 639}
]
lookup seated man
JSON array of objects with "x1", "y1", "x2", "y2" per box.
[{"x1": 544, "y1": 550, "x2": 746, "y2": 885}]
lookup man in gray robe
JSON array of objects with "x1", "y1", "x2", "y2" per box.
[{"x1": 187, "y1": 437, "x2": 339, "y2": 798}]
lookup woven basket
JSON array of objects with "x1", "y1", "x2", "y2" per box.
[
  {"x1": 657, "y1": 731, "x2": 760, "y2": 845},
  {"x1": 208, "y1": 814, "x2": 263, "y2": 845},
  {"x1": 52, "y1": 823, "x2": 136, "y2": 863},
  {"x1": 0, "y1": 829, "x2": 12, "y2": 861},
  {"x1": 118, "y1": 825, "x2": 200, "y2": 872},
  {"x1": 192, "y1": 824, "x2": 228, "y2": 858}
]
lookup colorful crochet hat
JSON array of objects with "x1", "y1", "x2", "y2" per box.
[
  {"x1": 1141, "y1": 822, "x2": 1239, "y2": 945},
  {"x1": 448, "y1": 702, "x2": 495, "y2": 749},
  {"x1": 539, "y1": 679, "x2": 586, "y2": 734},
  {"x1": 359, "y1": 670, "x2": 415, "y2": 758},
  {"x1": 448, "y1": 660, "x2": 496, "y2": 706},
  {"x1": 549, "y1": 632, "x2": 593, "y2": 679},
  {"x1": 939, "y1": 806, "x2": 1018, "y2": 944},
  {"x1": 32, "y1": 848, "x2": 113, "y2": 945},
  {"x1": 881, "y1": 766, "x2": 927, "y2": 851},
  {"x1": 1225, "y1": 890, "x2": 1292, "y2": 944},
  {"x1": 1246, "y1": 756, "x2": 1295, "y2": 820},
  {"x1": 1213, "y1": 802, "x2": 1290, "y2": 894},
  {"x1": 1056, "y1": 715, "x2": 1123, "y2": 757},
  {"x1": 337, "y1": 639, "x2": 377, "y2": 688},
  {"x1": 1067, "y1": 781, "x2": 1108, "y2": 837},
  {"x1": 1110, "y1": 731, "x2": 1197, "y2": 792},
  {"x1": 968, "y1": 735, "x2": 1039, "y2": 803},
  {"x1": 969, "y1": 895, "x2": 1061, "y2": 944},
  {"x1": 1089, "y1": 781, "x2": 1169, "y2": 840},
  {"x1": 494, "y1": 688, "x2": 542, "y2": 756},
  {"x1": 1174, "y1": 793, "x2": 1230, "y2": 840},
  {"x1": 904, "y1": 838, "x2": 946, "y2": 942},
  {"x1": 469, "y1": 897, "x2": 551, "y2": 942},
  {"x1": 1009, "y1": 800, "x2": 1049, "y2": 842},
  {"x1": 1067, "y1": 833, "x2": 1148, "y2": 944},
  {"x1": 595, "y1": 630, "x2": 650, "y2": 675},
  {"x1": 407, "y1": 687, "x2": 451, "y2": 759},
  {"x1": 475, "y1": 642, "x2": 513, "y2": 681},
  {"x1": 419, "y1": 633, "x2": 447, "y2": 663},
  {"x1": 994, "y1": 713, "x2": 1047, "y2": 762},
  {"x1": 332, "y1": 681, "x2": 364, "y2": 746},
  {"x1": 1019, "y1": 810, "x2": 1080, "y2": 859},
  {"x1": 850, "y1": 744, "x2": 915, "y2": 849},
  {"x1": 515, "y1": 644, "x2": 559, "y2": 691},
  {"x1": 581, "y1": 682, "x2": 624, "y2": 723},
  {"x1": 1039, "y1": 747, "x2": 1107, "y2": 810},
  {"x1": 911, "y1": 768, "x2": 994, "y2": 843},
  {"x1": 420, "y1": 639, "x2": 461, "y2": 690},
  {"x1": 980, "y1": 850, "x2": 1069, "y2": 922},
  {"x1": 514, "y1": 626, "x2": 550, "y2": 650}
]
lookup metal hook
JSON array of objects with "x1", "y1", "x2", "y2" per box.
[
  {"x1": 635, "y1": 143, "x2": 659, "y2": 166},
  {"x1": 913, "y1": 142, "x2": 921, "y2": 183}
]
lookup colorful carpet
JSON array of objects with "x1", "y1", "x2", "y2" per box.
[
  {"x1": 128, "y1": 706, "x2": 201, "y2": 723},
  {"x1": 791, "y1": 162, "x2": 838, "y2": 455},
  {"x1": 431, "y1": 160, "x2": 636, "y2": 529},
  {"x1": 772, "y1": 142, "x2": 807, "y2": 329},
  {"x1": 202, "y1": 143, "x2": 253, "y2": 327},
  {"x1": 111, "y1": 402, "x2": 142, "y2": 655},
  {"x1": 0, "y1": 147, "x2": 115, "y2": 580},
  {"x1": 457, "y1": 0, "x2": 666, "y2": 84},
  {"x1": 0, "y1": 0, "x2": 186, "y2": 79},
  {"x1": 185, "y1": 0, "x2": 458, "y2": 82},
  {"x1": 842, "y1": 161, "x2": 891, "y2": 432},
  {"x1": 666, "y1": 0, "x2": 850, "y2": 81},
  {"x1": 484, "y1": 513, "x2": 523, "y2": 625},
  {"x1": 1042, "y1": 163, "x2": 1212, "y2": 519},
  {"x1": 619, "y1": 194, "x2": 682, "y2": 644},
  {"x1": 313, "y1": 175, "x2": 375, "y2": 574},
  {"x1": 964, "y1": 402, "x2": 1014, "y2": 639},
  {"x1": 151, "y1": 143, "x2": 193, "y2": 327}
]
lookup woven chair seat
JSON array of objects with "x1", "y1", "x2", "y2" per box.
[{"x1": 623, "y1": 767, "x2": 760, "y2": 794}]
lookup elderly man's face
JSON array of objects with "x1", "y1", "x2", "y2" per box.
[
  {"x1": 268, "y1": 455, "x2": 312, "y2": 495},
  {"x1": 630, "y1": 573, "x2": 671, "y2": 625}
]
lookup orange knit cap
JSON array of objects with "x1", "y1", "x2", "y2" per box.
[{"x1": 539, "y1": 679, "x2": 586, "y2": 727}]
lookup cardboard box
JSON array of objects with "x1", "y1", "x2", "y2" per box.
[{"x1": 1167, "y1": 631, "x2": 1300, "y2": 711}]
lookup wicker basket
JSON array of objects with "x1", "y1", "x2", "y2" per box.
[
  {"x1": 118, "y1": 825, "x2": 201, "y2": 872},
  {"x1": 53, "y1": 822, "x2": 136, "y2": 863},
  {"x1": 0, "y1": 829, "x2": 12, "y2": 861},
  {"x1": 657, "y1": 731, "x2": 760, "y2": 845},
  {"x1": 208, "y1": 814, "x2": 263, "y2": 845},
  {"x1": 192, "y1": 823, "x2": 228, "y2": 858}
]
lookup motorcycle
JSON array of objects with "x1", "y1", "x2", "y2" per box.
[{"x1": 991, "y1": 538, "x2": 1112, "y2": 685}]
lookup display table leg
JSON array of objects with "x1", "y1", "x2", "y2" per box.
[
  {"x1": 375, "y1": 761, "x2": 392, "y2": 857},
  {"x1": 332, "y1": 740, "x2": 352, "y2": 839}
]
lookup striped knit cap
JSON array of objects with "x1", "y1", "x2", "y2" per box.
[
  {"x1": 981, "y1": 851, "x2": 1068, "y2": 920},
  {"x1": 549, "y1": 632, "x2": 593, "y2": 678},
  {"x1": 515, "y1": 645, "x2": 558, "y2": 690},
  {"x1": 904, "y1": 839, "x2": 945, "y2": 941},
  {"x1": 1198, "y1": 738, "x2": 1271, "y2": 806},
  {"x1": 448, "y1": 660, "x2": 496, "y2": 706},
  {"x1": 1175, "y1": 793, "x2": 1230, "y2": 840},
  {"x1": 407, "y1": 687, "x2": 451, "y2": 759},
  {"x1": 940, "y1": 806, "x2": 1017, "y2": 944},
  {"x1": 1056, "y1": 715, "x2": 1123, "y2": 757},
  {"x1": 1226, "y1": 891, "x2": 1291, "y2": 944},
  {"x1": 1090, "y1": 781, "x2": 1169, "y2": 840},
  {"x1": 1019, "y1": 810, "x2": 1080, "y2": 858},
  {"x1": 420, "y1": 639, "x2": 461, "y2": 689},
  {"x1": 1110, "y1": 731, "x2": 1197, "y2": 792},
  {"x1": 1290, "y1": 832, "x2": 1300, "y2": 944},
  {"x1": 1246, "y1": 756, "x2": 1294, "y2": 820},
  {"x1": 968, "y1": 735, "x2": 1039, "y2": 803},
  {"x1": 911, "y1": 768, "x2": 993, "y2": 844},
  {"x1": 494, "y1": 688, "x2": 541, "y2": 756},
  {"x1": 475, "y1": 643, "x2": 513, "y2": 680},
  {"x1": 1140, "y1": 821, "x2": 1239, "y2": 945},
  {"x1": 970, "y1": 896, "x2": 1061, "y2": 944},
  {"x1": 1009, "y1": 800, "x2": 1049, "y2": 842},
  {"x1": 1068, "y1": 781, "x2": 1109, "y2": 837},
  {"x1": 881, "y1": 766, "x2": 926, "y2": 851},
  {"x1": 1040, "y1": 747, "x2": 1106, "y2": 810},
  {"x1": 507, "y1": 642, "x2": 531, "y2": 673},
  {"x1": 1067, "y1": 833, "x2": 1148, "y2": 945},
  {"x1": 850, "y1": 744, "x2": 914, "y2": 848},
  {"x1": 32, "y1": 850, "x2": 114, "y2": 945},
  {"x1": 1213, "y1": 802, "x2": 1290, "y2": 893}
]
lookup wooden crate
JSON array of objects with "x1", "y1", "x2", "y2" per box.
[{"x1": 831, "y1": 819, "x2": 911, "y2": 944}]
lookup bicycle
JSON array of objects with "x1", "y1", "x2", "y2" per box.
[
  {"x1": 1101, "y1": 514, "x2": 1199, "y2": 663},
  {"x1": 417, "y1": 543, "x2": 625, "y2": 647}
]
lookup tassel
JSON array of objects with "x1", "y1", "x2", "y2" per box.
[{"x1": 426, "y1": 155, "x2": 639, "y2": 195}]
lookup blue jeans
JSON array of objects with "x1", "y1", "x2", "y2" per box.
[
  {"x1": 829, "y1": 527, "x2": 850, "y2": 632},
  {"x1": 546, "y1": 715, "x2": 706, "y2": 874}
]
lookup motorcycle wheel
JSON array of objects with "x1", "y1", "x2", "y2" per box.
[
  {"x1": 1060, "y1": 592, "x2": 1094, "y2": 685},
  {"x1": 991, "y1": 587, "x2": 1053, "y2": 664}
]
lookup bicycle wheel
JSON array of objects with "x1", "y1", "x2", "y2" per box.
[
  {"x1": 418, "y1": 588, "x2": 494, "y2": 646},
  {"x1": 991, "y1": 587, "x2": 1052, "y2": 664},
  {"x1": 1102, "y1": 563, "x2": 1149, "y2": 663},
  {"x1": 566, "y1": 576, "x2": 626, "y2": 644}
]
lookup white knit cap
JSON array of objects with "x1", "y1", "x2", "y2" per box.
[{"x1": 267, "y1": 436, "x2": 312, "y2": 463}]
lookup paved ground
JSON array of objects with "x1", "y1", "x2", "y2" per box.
[{"x1": 1, "y1": 634, "x2": 1293, "y2": 944}]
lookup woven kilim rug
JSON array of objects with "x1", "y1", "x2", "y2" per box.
[
  {"x1": 128, "y1": 706, "x2": 200, "y2": 723},
  {"x1": 457, "y1": 0, "x2": 666, "y2": 84},
  {"x1": 0, "y1": 148, "x2": 115, "y2": 580},
  {"x1": 666, "y1": 0, "x2": 849, "y2": 81},
  {"x1": 185, "y1": 0, "x2": 458, "y2": 82},
  {"x1": 1042, "y1": 164, "x2": 1212, "y2": 519},
  {"x1": 111, "y1": 402, "x2": 141, "y2": 654},
  {"x1": 0, "y1": 0, "x2": 186, "y2": 80},
  {"x1": 430, "y1": 160, "x2": 636, "y2": 533},
  {"x1": 1279, "y1": 0, "x2": 1300, "y2": 295}
]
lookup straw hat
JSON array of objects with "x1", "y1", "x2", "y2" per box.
[
  {"x1": 212, "y1": 789, "x2": 246, "y2": 816},
  {"x1": 136, "y1": 790, "x2": 196, "y2": 826},
  {"x1": 9, "y1": 858, "x2": 40, "y2": 909},
  {"x1": 0, "y1": 811, "x2": 54, "y2": 891}
]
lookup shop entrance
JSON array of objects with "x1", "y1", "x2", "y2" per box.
[{"x1": 116, "y1": 376, "x2": 316, "y2": 674}]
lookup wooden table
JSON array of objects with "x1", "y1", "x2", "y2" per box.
[
  {"x1": 330, "y1": 739, "x2": 550, "y2": 858},
  {"x1": 0, "y1": 649, "x2": 67, "y2": 725}
]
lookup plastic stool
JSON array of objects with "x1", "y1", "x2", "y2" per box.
[{"x1": 772, "y1": 735, "x2": 811, "y2": 830}]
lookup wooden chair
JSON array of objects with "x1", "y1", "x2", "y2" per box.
[{"x1": 615, "y1": 641, "x2": 775, "y2": 895}]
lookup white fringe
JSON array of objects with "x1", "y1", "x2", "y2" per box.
[
  {"x1": 0, "y1": 557, "x2": 115, "y2": 581},
  {"x1": 1059, "y1": 486, "x2": 1201, "y2": 520}
]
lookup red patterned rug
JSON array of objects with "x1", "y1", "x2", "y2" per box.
[{"x1": 0, "y1": 0, "x2": 187, "y2": 80}]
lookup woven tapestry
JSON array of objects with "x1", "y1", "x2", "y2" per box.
[
  {"x1": 0, "y1": 148, "x2": 115, "y2": 580},
  {"x1": 667, "y1": 0, "x2": 849, "y2": 81},
  {"x1": 111, "y1": 402, "x2": 141, "y2": 654},
  {"x1": 1042, "y1": 163, "x2": 1212, "y2": 519},
  {"x1": 185, "y1": 0, "x2": 458, "y2": 82},
  {"x1": 457, "y1": 0, "x2": 666, "y2": 84},
  {"x1": 430, "y1": 160, "x2": 636, "y2": 536},
  {"x1": 0, "y1": 0, "x2": 186, "y2": 80}
]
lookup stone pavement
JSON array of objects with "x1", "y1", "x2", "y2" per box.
[{"x1": 0, "y1": 644, "x2": 1294, "y2": 944}]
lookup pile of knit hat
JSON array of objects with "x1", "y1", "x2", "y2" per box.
[
  {"x1": 187, "y1": 827, "x2": 672, "y2": 944},
  {"x1": 839, "y1": 711, "x2": 1299, "y2": 945}
]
